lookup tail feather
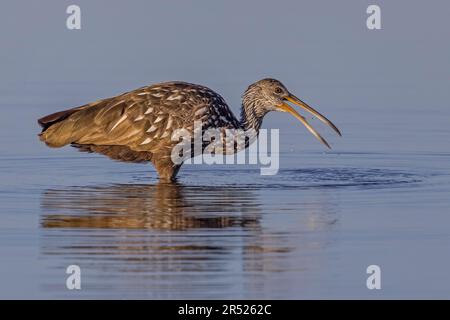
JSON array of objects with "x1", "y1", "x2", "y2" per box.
[
  {"x1": 37, "y1": 99, "x2": 108, "y2": 147},
  {"x1": 39, "y1": 118, "x2": 79, "y2": 147},
  {"x1": 38, "y1": 106, "x2": 85, "y2": 132}
]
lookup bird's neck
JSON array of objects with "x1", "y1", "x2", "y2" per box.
[{"x1": 239, "y1": 96, "x2": 267, "y2": 132}]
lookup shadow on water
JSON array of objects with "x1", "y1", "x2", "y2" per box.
[
  {"x1": 41, "y1": 183, "x2": 262, "y2": 230},
  {"x1": 38, "y1": 180, "x2": 340, "y2": 298}
]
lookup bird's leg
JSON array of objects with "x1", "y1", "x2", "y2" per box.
[{"x1": 152, "y1": 154, "x2": 183, "y2": 182}]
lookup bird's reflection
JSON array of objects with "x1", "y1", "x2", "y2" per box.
[
  {"x1": 41, "y1": 183, "x2": 261, "y2": 230},
  {"x1": 39, "y1": 182, "x2": 338, "y2": 297}
]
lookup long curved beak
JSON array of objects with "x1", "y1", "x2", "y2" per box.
[{"x1": 277, "y1": 94, "x2": 341, "y2": 149}]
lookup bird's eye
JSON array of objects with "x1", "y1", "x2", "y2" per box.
[{"x1": 275, "y1": 87, "x2": 283, "y2": 94}]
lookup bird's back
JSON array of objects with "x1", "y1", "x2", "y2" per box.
[{"x1": 38, "y1": 81, "x2": 240, "y2": 163}]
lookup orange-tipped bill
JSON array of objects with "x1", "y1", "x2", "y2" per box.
[{"x1": 278, "y1": 94, "x2": 341, "y2": 149}]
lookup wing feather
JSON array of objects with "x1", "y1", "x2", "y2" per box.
[
  {"x1": 40, "y1": 87, "x2": 191, "y2": 153},
  {"x1": 38, "y1": 81, "x2": 240, "y2": 163}
]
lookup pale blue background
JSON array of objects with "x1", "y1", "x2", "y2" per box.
[{"x1": 0, "y1": 1, "x2": 449, "y2": 299}]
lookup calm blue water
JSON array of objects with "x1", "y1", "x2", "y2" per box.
[
  {"x1": 0, "y1": 90, "x2": 449, "y2": 299},
  {"x1": 1, "y1": 0, "x2": 450, "y2": 299}
]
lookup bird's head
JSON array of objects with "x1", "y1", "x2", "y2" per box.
[{"x1": 243, "y1": 78, "x2": 341, "y2": 148}]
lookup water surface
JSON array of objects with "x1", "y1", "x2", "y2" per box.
[
  {"x1": 1, "y1": 101, "x2": 449, "y2": 298},
  {"x1": 1, "y1": 0, "x2": 450, "y2": 299}
]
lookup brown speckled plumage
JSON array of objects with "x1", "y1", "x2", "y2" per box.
[{"x1": 38, "y1": 79, "x2": 340, "y2": 181}]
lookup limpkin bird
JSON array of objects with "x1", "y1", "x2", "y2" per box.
[{"x1": 38, "y1": 78, "x2": 341, "y2": 181}]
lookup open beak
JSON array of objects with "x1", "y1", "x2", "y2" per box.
[{"x1": 277, "y1": 94, "x2": 341, "y2": 149}]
